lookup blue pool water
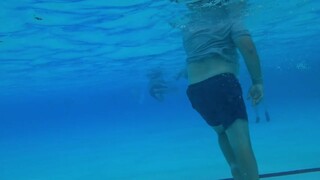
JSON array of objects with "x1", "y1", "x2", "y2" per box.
[{"x1": 1, "y1": 0, "x2": 320, "y2": 179}]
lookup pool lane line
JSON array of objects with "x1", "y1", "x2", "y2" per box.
[{"x1": 219, "y1": 167, "x2": 320, "y2": 180}]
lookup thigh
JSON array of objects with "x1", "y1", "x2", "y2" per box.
[
  {"x1": 225, "y1": 118, "x2": 252, "y2": 149},
  {"x1": 212, "y1": 124, "x2": 225, "y2": 134},
  {"x1": 187, "y1": 80, "x2": 222, "y2": 126}
]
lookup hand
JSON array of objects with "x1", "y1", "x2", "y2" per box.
[{"x1": 247, "y1": 84, "x2": 264, "y2": 106}]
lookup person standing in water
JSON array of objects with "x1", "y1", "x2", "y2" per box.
[{"x1": 166, "y1": 0, "x2": 263, "y2": 179}]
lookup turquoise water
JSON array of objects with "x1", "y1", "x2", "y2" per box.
[{"x1": 1, "y1": 0, "x2": 320, "y2": 179}]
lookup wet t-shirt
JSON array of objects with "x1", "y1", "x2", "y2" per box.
[{"x1": 181, "y1": 3, "x2": 250, "y2": 64}]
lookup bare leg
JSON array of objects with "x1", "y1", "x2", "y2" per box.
[
  {"x1": 225, "y1": 119, "x2": 259, "y2": 180},
  {"x1": 213, "y1": 125, "x2": 242, "y2": 180}
]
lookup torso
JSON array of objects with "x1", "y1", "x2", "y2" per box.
[
  {"x1": 187, "y1": 55, "x2": 239, "y2": 84},
  {"x1": 181, "y1": 4, "x2": 242, "y2": 85}
]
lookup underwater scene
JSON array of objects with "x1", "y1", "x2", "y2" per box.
[{"x1": 1, "y1": 0, "x2": 320, "y2": 179}]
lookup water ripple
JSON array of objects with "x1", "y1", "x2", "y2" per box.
[{"x1": 0, "y1": 0, "x2": 319, "y2": 95}]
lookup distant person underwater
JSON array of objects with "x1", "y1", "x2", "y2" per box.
[
  {"x1": 148, "y1": 0, "x2": 265, "y2": 179},
  {"x1": 147, "y1": 69, "x2": 170, "y2": 102},
  {"x1": 148, "y1": 68, "x2": 187, "y2": 102}
]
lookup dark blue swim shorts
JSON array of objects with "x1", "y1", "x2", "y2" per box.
[{"x1": 186, "y1": 73, "x2": 248, "y2": 129}]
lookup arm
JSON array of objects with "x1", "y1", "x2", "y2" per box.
[
  {"x1": 234, "y1": 36, "x2": 263, "y2": 85},
  {"x1": 234, "y1": 36, "x2": 264, "y2": 105}
]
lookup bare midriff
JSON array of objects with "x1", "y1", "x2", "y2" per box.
[{"x1": 187, "y1": 56, "x2": 239, "y2": 85}]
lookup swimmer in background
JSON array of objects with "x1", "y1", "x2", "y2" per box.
[
  {"x1": 159, "y1": 0, "x2": 263, "y2": 179},
  {"x1": 147, "y1": 69, "x2": 169, "y2": 102},
  {"x1": 148, "y1": 68, "x2": 187, "y2": 102}
]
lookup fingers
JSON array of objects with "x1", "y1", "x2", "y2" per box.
[
  {"x1": 252, "y1": 93, "x2": 264, "y2": 106},
  {"x1": 247, "y1": 89, "x2": 263, "y2": 106},
  {"x1": 253, "y1": 96, "x2": 263, "y2": 105}
]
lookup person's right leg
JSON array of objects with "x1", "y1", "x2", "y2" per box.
[
  {"x1": 213, "y1": 125, "x2": 242, "y2": 180},
  {"x1": 225, "y1": 119, "x2": 259, "y2": 180}
]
